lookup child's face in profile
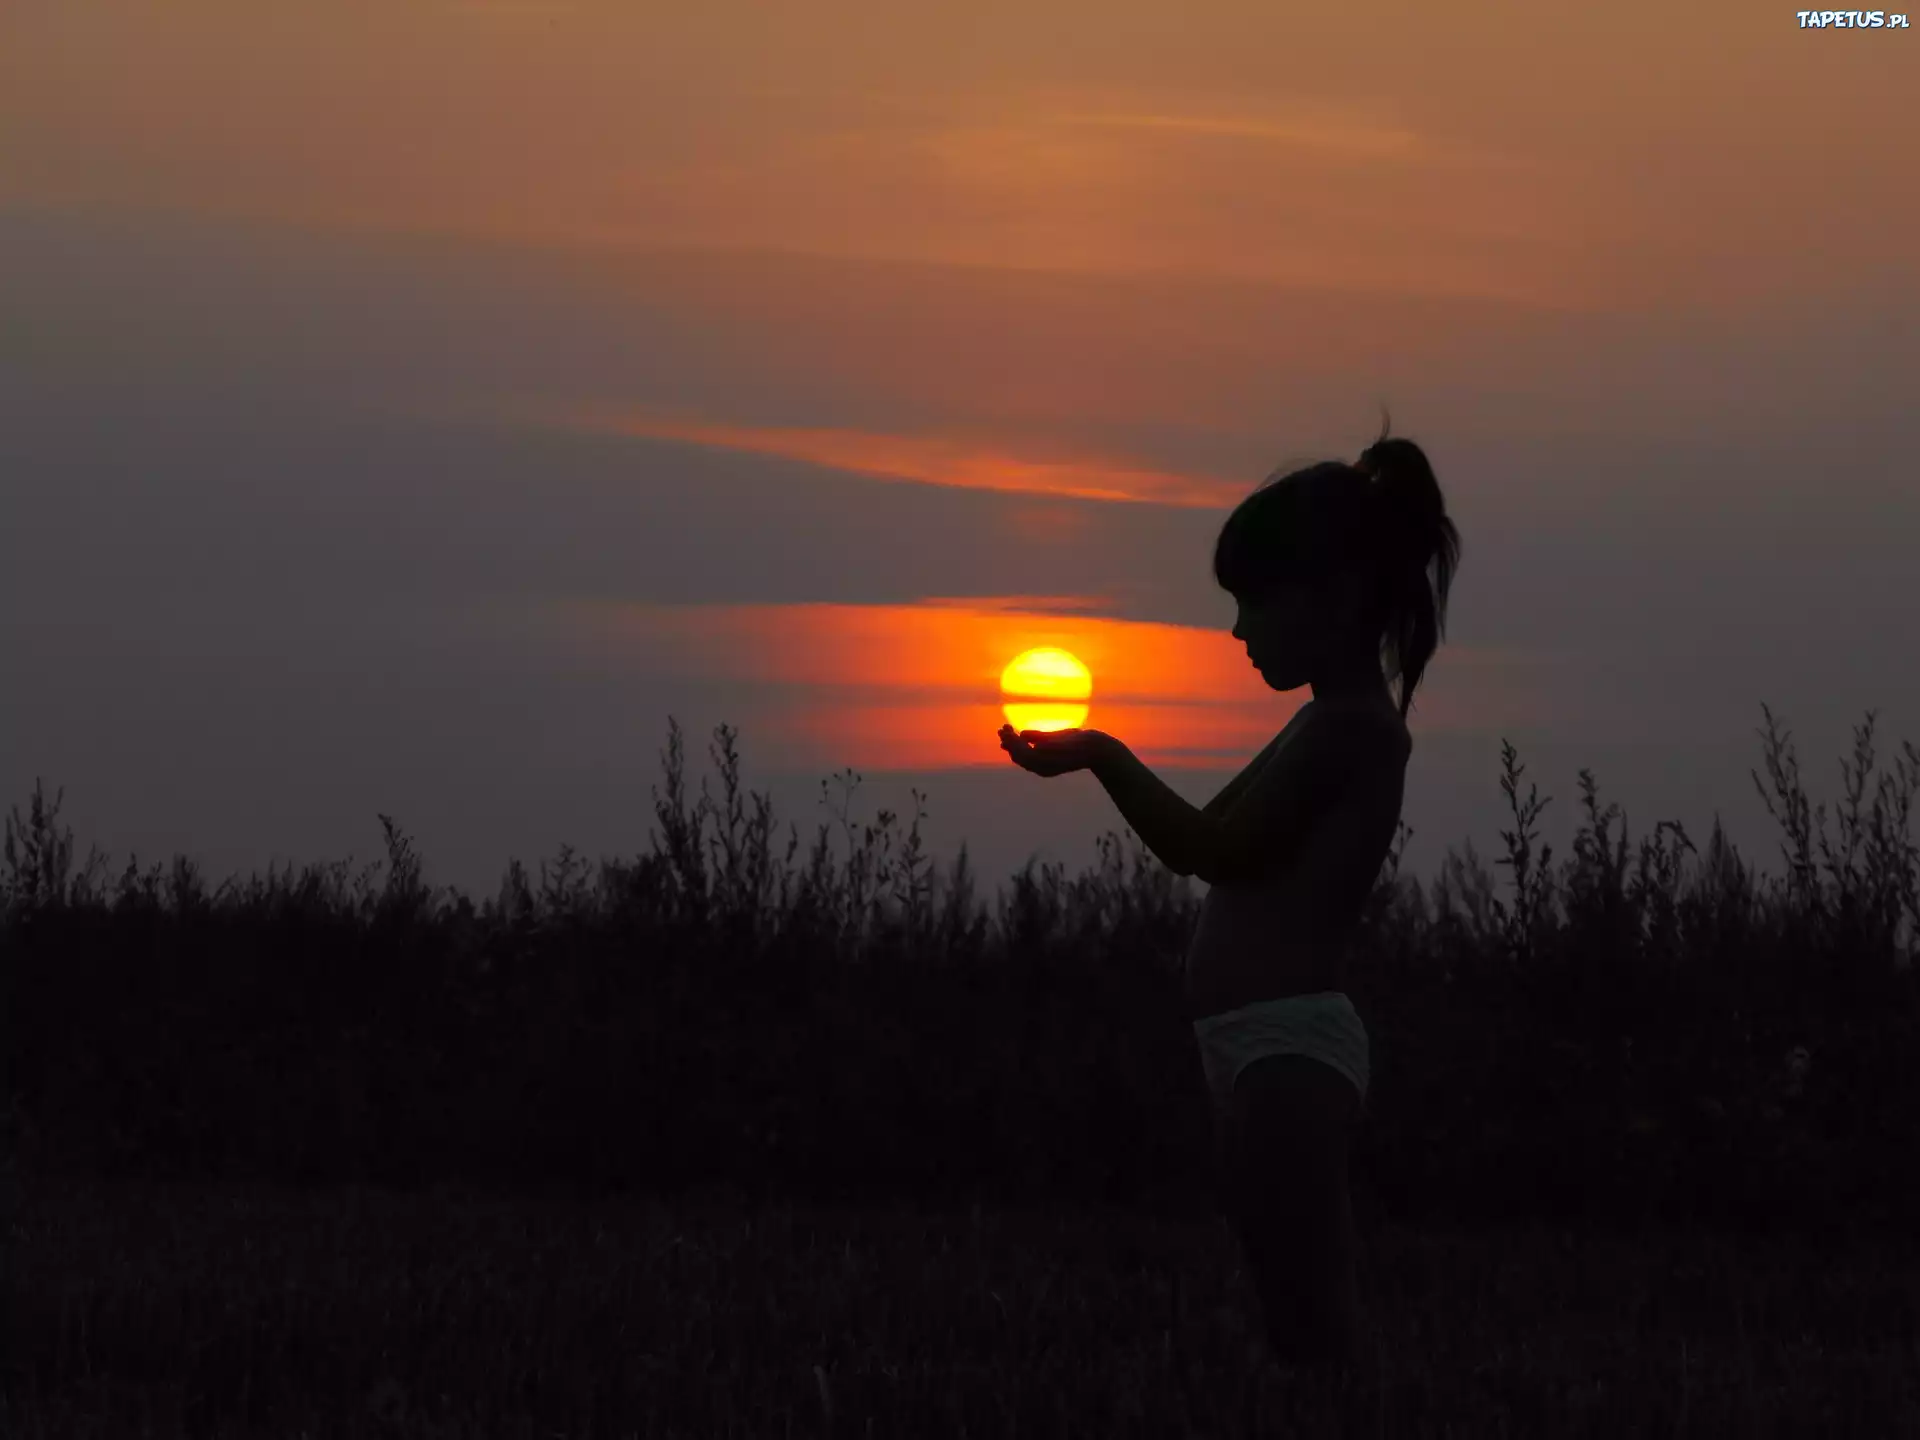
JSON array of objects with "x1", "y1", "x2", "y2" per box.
[
  {"x1": 1230, "y1": 572, "x2": 1368, "y2": 693},
  {"x1": 1231, "y1": 586, "x2": 1310, "y2": 691}
]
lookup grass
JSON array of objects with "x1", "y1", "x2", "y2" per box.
[
  {"x1": 3, "y1": 702, "x2": 1919, "y2": 1435},
  {"x1": 7, "y1": 703, "x2": 1914, "y2": 980},
  {"x1": 6, "y1": 1168, "x2": 1918, "y2": 1438}
]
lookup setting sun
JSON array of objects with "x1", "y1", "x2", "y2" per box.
[{"x1": 999, "y1": 647, "x2": 1092, "y2": 733}]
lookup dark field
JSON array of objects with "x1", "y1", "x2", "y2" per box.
[
  {"x1": 6, "y1": 1169, "x2": 1918, "y2": 1439},
  {"x1": 4, "y1": 706, "x2": 1918, "y2": 1436}
]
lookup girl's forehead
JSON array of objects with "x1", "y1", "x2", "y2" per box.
[{"x1": 1238, "y1": 578, "x2": 1310, "y2": 606}]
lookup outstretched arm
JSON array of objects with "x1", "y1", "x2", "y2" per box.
[
  {"x1": 1095, "y1": 710, "x2": 1381, "y2": 885},
  {"x1": 1092, "y1": 727, "x2": 1295, "y2": 875},
  {"x1": 1089, "y1": 739, "x2": 1210, "y2": 877},
  {"x1": 1201, "y1": 726, "x2": 1290, "y2": 819}
]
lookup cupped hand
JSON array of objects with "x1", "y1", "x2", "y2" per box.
[{"x1": 997, "y1": 724, "x2": 1114, "y2": 778}]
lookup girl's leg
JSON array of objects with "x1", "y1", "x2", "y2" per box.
[{"x1": 1223, "y1": 1052, "x2": 1363, "y2": 1370}]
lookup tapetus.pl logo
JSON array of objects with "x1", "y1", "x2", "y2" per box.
[{"x1": 1796, "y1": 8, "x2": 1908, "y2": 23}]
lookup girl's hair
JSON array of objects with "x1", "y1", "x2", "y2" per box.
[{"x1": 1212, "y1": 408, "x2": 1461, "y2": 719}]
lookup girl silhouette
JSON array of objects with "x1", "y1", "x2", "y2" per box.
[{"x1": 998, "y1": 411, "x2": 1460, "y2": 1373}]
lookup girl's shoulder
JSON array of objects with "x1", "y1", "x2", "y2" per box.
[{"x1": 1303, "y1": 695, "x2": 1411, "y2": 762}]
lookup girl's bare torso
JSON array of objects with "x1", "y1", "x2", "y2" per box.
[{"x1": 1182, "y1": 701, "x2": 1411, "y2": 1021}]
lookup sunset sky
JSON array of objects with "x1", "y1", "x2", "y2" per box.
[{"x1": 3, "y1": 2, "x2": 1915, "y2": 901}]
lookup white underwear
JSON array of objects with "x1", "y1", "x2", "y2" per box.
[{"x1": 1192, "y1": 991, "x2": 1371, "y2": 1120}]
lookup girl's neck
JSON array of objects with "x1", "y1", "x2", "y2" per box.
[{"x1": 1308, "y1": 658, "x2": 1396, "y2": 709}]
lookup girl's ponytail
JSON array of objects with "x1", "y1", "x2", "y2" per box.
[{"x1": 1356, "y1": 422, "x2": 1460, "y2": 719}]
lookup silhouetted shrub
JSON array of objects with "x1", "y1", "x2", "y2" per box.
[{"x1": 3, "y1": 708, "x2": 1916, "y2": 1233}]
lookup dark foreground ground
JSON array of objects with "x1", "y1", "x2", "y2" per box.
[{"x1": 3, "y1": 1170, "x2": 1915, "y2": 1439}]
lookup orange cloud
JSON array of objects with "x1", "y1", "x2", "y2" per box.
[
  {"x1": 547, "y1": 596, "x2": 1285, "y2": 769},
  {"x1": 1047, "y1": 109, "x2": 1427, "y2": 161},
  {"x1": 553, "y1": 407, "x2": 1246, "y2": 508},
  {"x1": 528, "y1": 595, "x2": 1547, "y2": 771}
]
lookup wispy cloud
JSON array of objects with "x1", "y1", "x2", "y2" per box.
[
  {"x1": 1047, "y1": 108, "x2": 1429, "y2": 162},
  {"x1": 553, "y1": 408, "x2": 1248, "y2": 509},
  {"x1": 439, "y1": 1, "x2": 579, "y2": 15}
]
